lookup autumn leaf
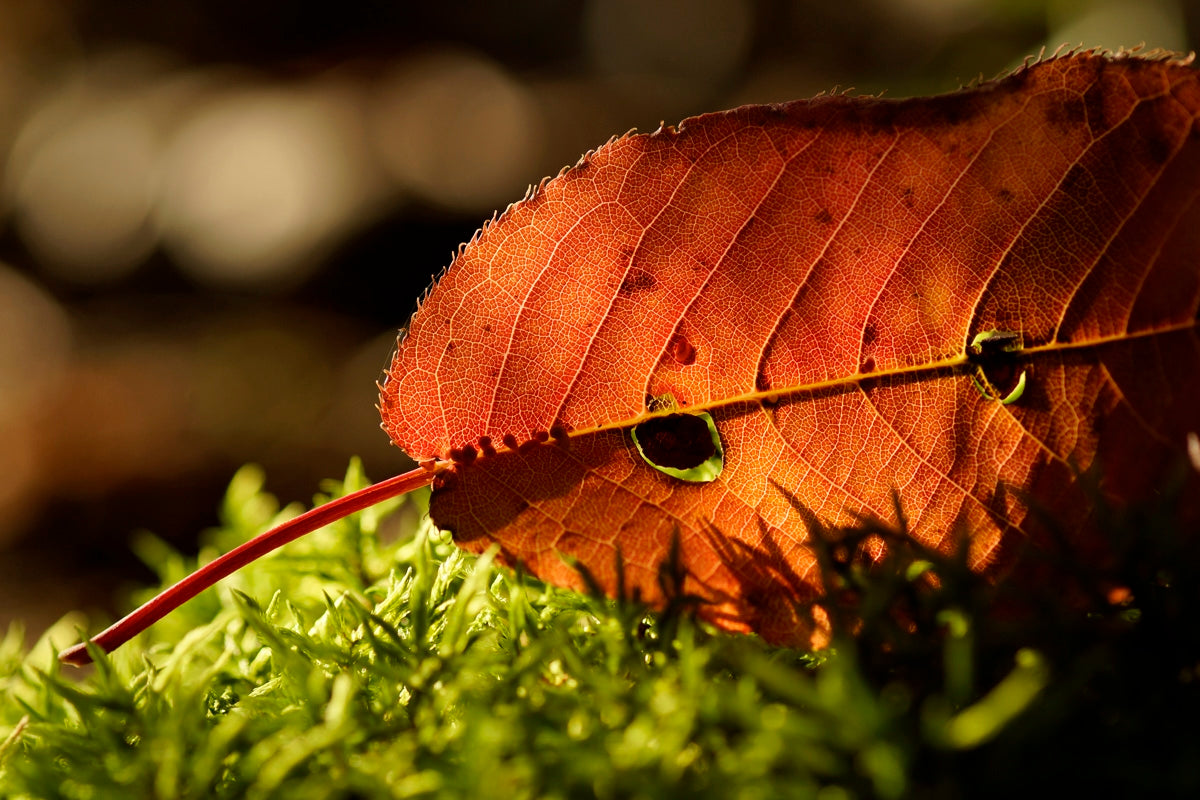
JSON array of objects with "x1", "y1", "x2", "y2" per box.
[
  {"x1": 62, "y1": 51, "x2": 1200, "y2": 665},
  {"x1": 379, "y1": 51, "x2": 1200, "y2": 647}
]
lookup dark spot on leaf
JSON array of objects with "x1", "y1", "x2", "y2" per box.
[
  {"x1": 756, "y1": 373, "x2": 771, "y2": 392},
  {"x1": 1083, "y1": 82, "x2": 1117, "y2": 135},
  {"x1": 927, "y1": 93, "x2": 977, "y2": 125},
  {"x1": 861, "y1": 356, "x2": 875, "y2": 373},
  {"x1": 1045, "y1": 96, "x2": 1087, "y2": 134},
  {"x1": 619, "y1": 268, "x2": 656, "y2": 296},
  {"x1": 815, "y1": 208, "x2": 834, "y2": 224},
  {"x1": 445, "y1": 341, "x2": 456, "y2": 353},
  {"x1": 1142, "y1": 132, "x2": 1172, "y2": 165},
  {"x1": 862, "y1": 324, "x2": 877, "y2": 345},
  {"x1": 902, "y1": 186, "x2": 914, "y2": 207},
  {"x1": 633, "y1": 413, "x2": 716, "y2": 471},
  {"x1": 998, "y1": 188, "x2": 1014, "y2": 203},
  {"x1": 550, "y1": 424, "x2": 569, "y2": 442},
  {"x1": 1060, "y1": 164, "x2": 1094, "y2": 196},
  {"x1": 483, "y1": 324, "x2": 492, "y2": 333},
  {"x1": 671, "y1": 333, "x2": 697, "y2": 365}
]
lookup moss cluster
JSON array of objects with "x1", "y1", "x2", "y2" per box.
[{"x1": 2, "y1": 460, "x2": 1198, "y2": 799}]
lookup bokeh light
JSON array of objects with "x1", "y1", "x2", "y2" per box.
[
  {"x1": 0, "y1": 264, "x2": 70, "y2": 543},
  {"x1": 0, "y1": 264, "x2": 70, "y2": 414},
  {"x1": 4, "y1": 56, "x2": 165, "y2": 283},
  {"x1": 157, "y1": 80, "x2": 381, "y2": 288},
  {"x1": 370, "y1": 49, "x2": 543, "y2": 213}
]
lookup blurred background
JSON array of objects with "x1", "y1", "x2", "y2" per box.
[{"x1": 1, "y1": 0, "x2": 1196, "y2": 637}]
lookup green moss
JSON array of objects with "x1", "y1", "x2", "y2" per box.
[{"x1": 2, "y1": 460, "x2": 1198, "y2": 798}]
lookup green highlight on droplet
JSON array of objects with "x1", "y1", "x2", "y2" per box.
[{"x1": 632, "y1": 410, "x2": 725, "y2": 483}]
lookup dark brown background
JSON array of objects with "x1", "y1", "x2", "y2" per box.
[{"x1": 1, "y1": 0, "x2": 1195, "y2": 637}]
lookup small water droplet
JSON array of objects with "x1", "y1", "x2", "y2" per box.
[{"x1": 631, "y1": 411, "x2": 724, "y2": 483}]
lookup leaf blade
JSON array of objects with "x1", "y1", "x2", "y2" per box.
[{"x1": 381, "y1": 52, "x2": 1200, "y2": 646}]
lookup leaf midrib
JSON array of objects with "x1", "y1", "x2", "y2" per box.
[{"x1": 526, "y1": 319, "x2": 1197, "y2": 444}]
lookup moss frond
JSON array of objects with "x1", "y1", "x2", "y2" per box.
[{"x1": 2, "y1": 459, "x2": 1198, "y2": 798}]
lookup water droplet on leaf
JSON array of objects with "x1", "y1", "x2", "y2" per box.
[{"x1": 632, "y1": 411, "x2": 724, "y2": 482}]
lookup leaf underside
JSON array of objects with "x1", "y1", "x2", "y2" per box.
[{"x1": 380, "y1": 51, "x2": 1200, "y2": 647}]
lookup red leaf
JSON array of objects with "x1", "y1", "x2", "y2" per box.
[
  {"x1": 381, "y1": 52, "x2": 1200, "y2": 647},
  {"x1": 62, "y1": 51, "x2": 1200, "y2": 665}
]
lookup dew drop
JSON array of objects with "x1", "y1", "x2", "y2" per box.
[{"x1": 632, "y1": 411, "x2": 724, "y2": 483}]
